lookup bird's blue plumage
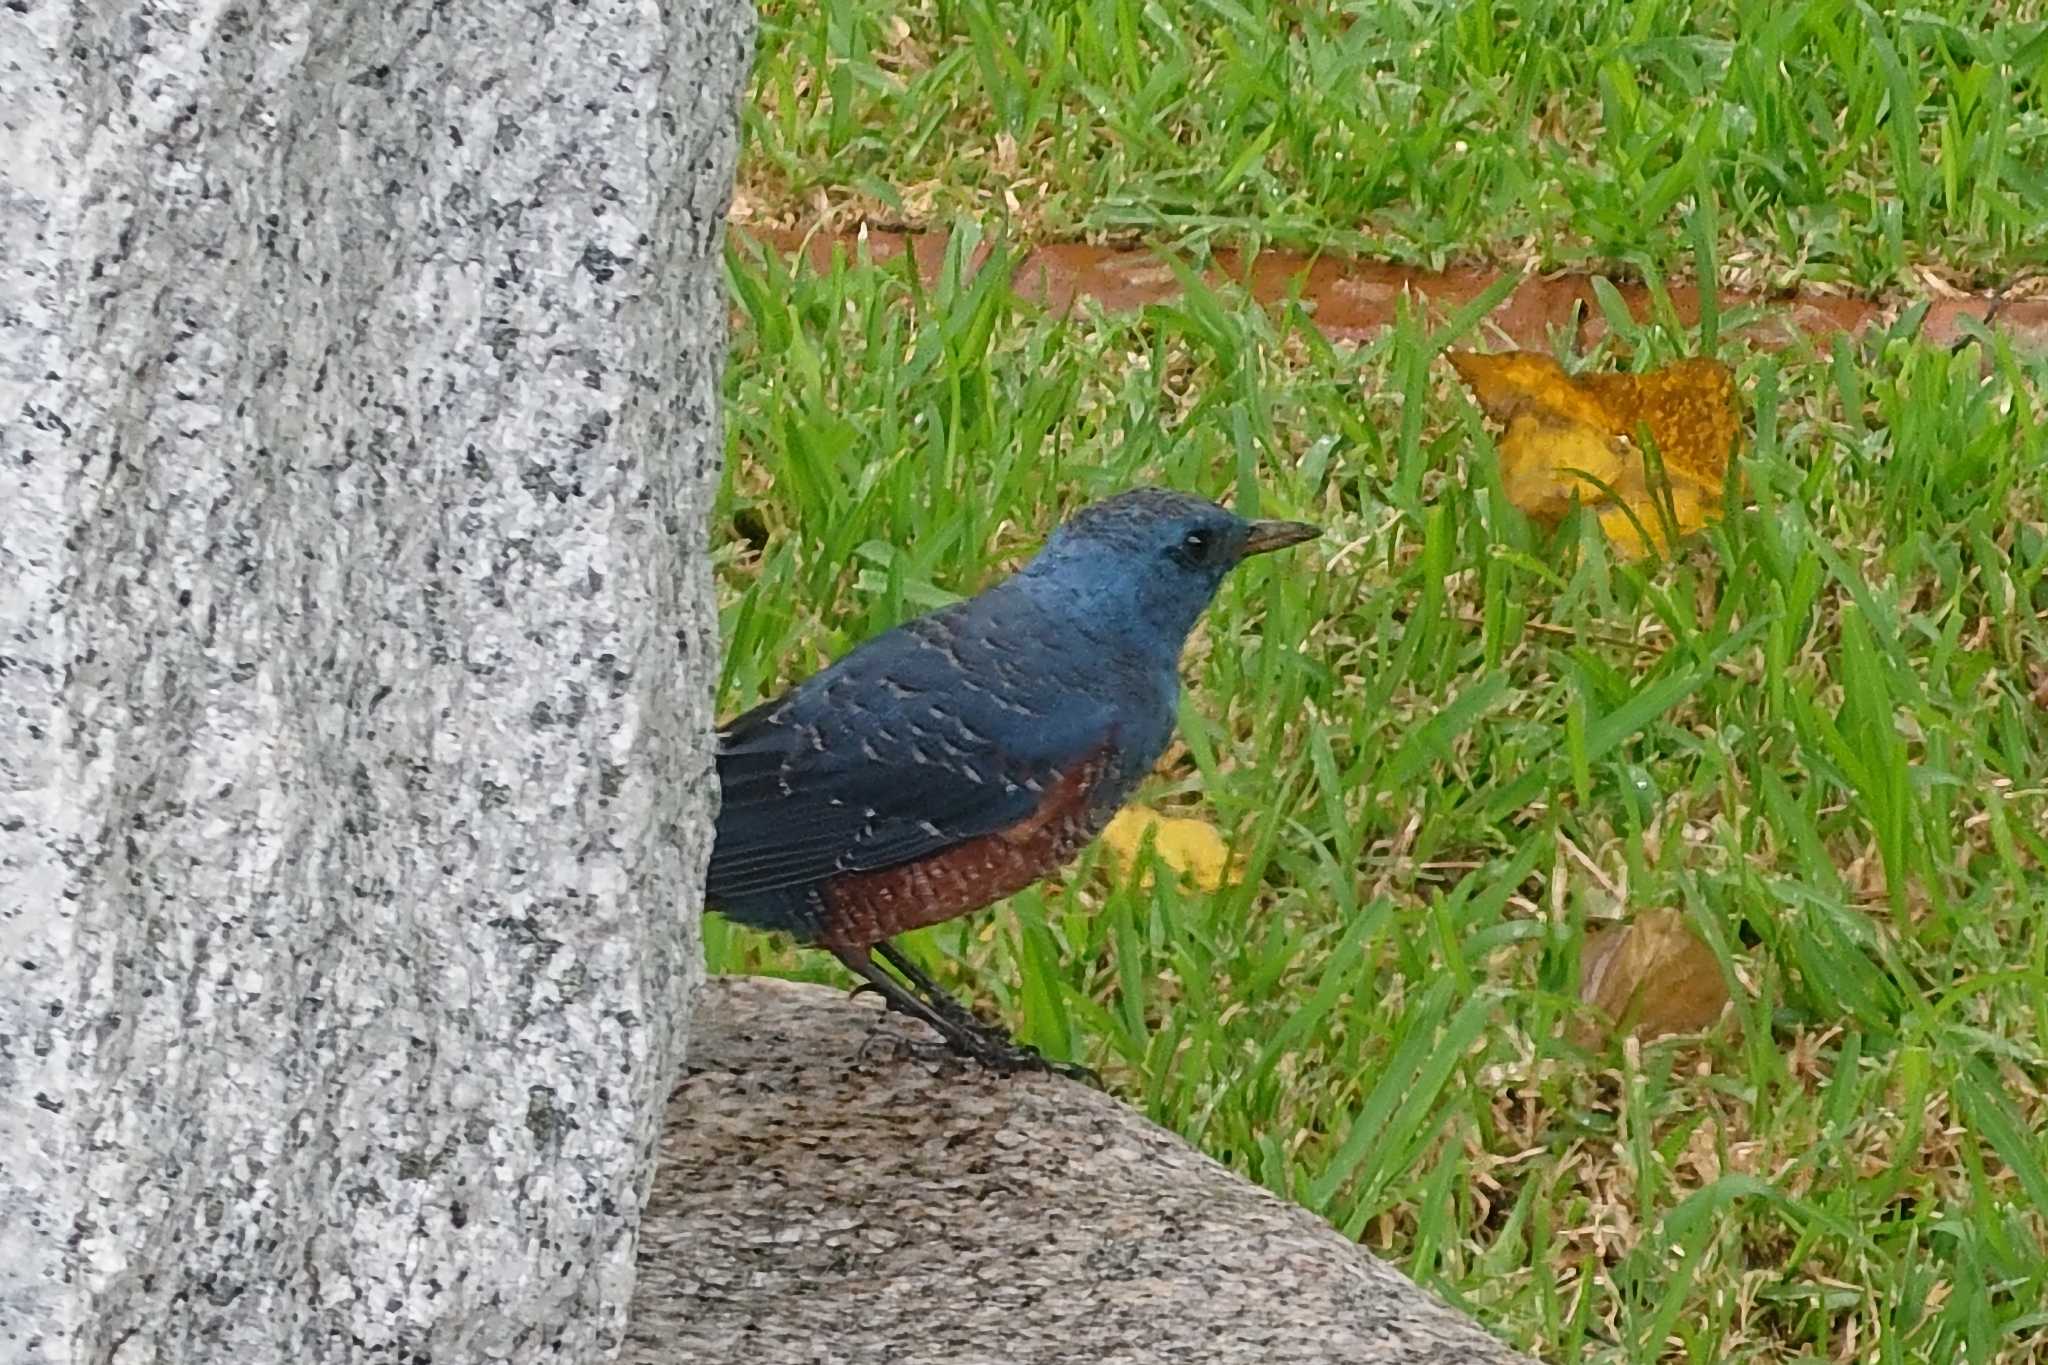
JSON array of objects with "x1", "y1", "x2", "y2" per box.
[{"x1": 707, "y1": 488, "x2": 1316, "y2": 949}]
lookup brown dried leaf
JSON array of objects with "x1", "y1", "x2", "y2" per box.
[
  {"x1": 1447, "y1": 351, "x2": 1741, "y2": 558},
  {"x1": 1571, "y1": 908, "x2": 1731, "y2": 1046}
]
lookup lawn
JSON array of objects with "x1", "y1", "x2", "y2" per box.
[
  {"x1": 737, "y1": 0, "x2": 2048, "y2": 288},
  {"x1": 707, "y1": 4, "x2": 2048, "y2": 1362}
]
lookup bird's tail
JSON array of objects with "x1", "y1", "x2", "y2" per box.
[{"x1": 704, "y1": 884, "x2": 826, "y2": 942}]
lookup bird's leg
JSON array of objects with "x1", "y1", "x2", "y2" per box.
[
  {"x1": 870, "y1": 941, "x2": 1103, "y2": 1087},
  {"x1": 830, "y1": 945, "x2": 1097, "y2": 1083},
  {"x1": 832, "y1": 946, "x2": 973, "y2": 1045},
  {"x1": 871, "y1": 940, "x2": 1003, "y2": 1036}
]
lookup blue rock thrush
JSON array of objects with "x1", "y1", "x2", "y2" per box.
[{"x1": 706, "y1": 488, "x2": 1318, "y2": 1074}]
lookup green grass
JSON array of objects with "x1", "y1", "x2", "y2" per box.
[
  {"x1": 743, "y1": 0, "x2": 2048, "y2": 290},
  {"x1": 709, "y1": 235, "x2": 2048, "y2": 1363},
  {"x1": 712, "y1": 7, "x2": 2048, "y2": 1362}
]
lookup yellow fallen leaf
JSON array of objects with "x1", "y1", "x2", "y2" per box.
[
  {"x1": 1447, "y1": 351, "x2": 1741, "y2": 558},
  {"x1": 1571, "y1": 908, "x2": 1731, "y2": 1047},
  {"x1": 1101, "y1": 805, "x2": 1234, "y2": 891}
]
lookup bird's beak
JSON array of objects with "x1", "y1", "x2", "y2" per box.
[{"x1": 1237, "y1": 519, "x2": 1321, "y2": 560}]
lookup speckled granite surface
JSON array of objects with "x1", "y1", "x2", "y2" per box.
[
  {"x1": 628, "y1": 977, "x2": 1540, "y2": 1365},
  {"x1": 0, "y1": 2, "x2": 748, "y2": 1359}
]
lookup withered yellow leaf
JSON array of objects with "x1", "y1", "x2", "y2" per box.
[
  {"x1": 1101, "y1": 805, "x2": 1234, "y2": 891},
  {"x1": 1571, "y1": 908, "x2": 1731, "y2": 1047},
  {"x1": 1447, "y1": 351, "x2": 1740, "y2": 558}
]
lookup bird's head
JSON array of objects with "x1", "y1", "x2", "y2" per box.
[{"x1": 1016, "y1": 488, "x2": 1319, "y2": 652}]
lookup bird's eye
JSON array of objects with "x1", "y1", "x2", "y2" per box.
[{"x1": 1178, "y1": 529, "x2": 1213, "y2": 564}]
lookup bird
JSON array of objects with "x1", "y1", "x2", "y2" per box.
[{"x1": 706, "y1": 488, "x2": 1319, "y2": 1074}]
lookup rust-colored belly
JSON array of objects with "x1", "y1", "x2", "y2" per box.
[{"x1": 815, "y1": 755, "x2": 1109, "y2": 951}]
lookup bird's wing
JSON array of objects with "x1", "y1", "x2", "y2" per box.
[{"x1": 706, "y1": 615, "x2": 1117, "y2": 901}]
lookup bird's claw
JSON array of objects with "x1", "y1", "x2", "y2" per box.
[
  {"x1": 947, "y1": 1027, "x2": 1102, "y2": 1087},
  {"x1": 847, "y1": 976, "x2": 1099, "y2": 1085}
]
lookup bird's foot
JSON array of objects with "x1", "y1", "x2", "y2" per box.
[
  {"x1": 853, "y1": 1001, "x2": 1099, "y2": 1085},
  {"x1": 944, "y1": 1024, "x2": 1102, "y2": 1087},
  {"x1": 839, "y1": 953, "x2": 1100, "y2": 1085}
]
